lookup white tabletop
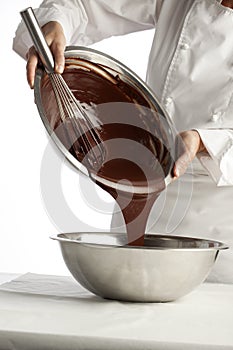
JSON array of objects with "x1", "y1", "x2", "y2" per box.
[{"x1": 0, "y1": 273, "x2": 233, "y2": 350}]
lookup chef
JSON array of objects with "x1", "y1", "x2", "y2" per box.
[{"x1": 13, "y1": 0, "x2": 233, "y2": 283}]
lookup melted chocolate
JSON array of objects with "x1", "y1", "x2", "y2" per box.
[
  {"x1": 221, "y1": 0, "x2": 233, "y2": 9},
  {"x1": 40, "y1": 58, "x2": 172, "y2": 245}
]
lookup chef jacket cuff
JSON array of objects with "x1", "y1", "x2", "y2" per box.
[{"x1": 195, "y1": 129, "x2": 233, "y2": 186}]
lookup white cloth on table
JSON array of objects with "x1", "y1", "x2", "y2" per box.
[{"x1": 0, "y1": 273, "x2": 233, "y2": 350}]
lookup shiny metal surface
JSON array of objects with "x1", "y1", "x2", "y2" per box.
[
  {"x1": 51, "y1": 232, "x2": 228, "y2": 302},
  {"x1": 20, "y1": 7, "x2": 54, "y2": 73},
  {"x1": 34, "y1": 46, "x2": 175, "y2": 188},
  {"x1": 21, "y1": 11, "x2": 106, "y2": 168}
]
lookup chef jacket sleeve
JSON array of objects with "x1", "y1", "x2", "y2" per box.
[
  {"x1": 13, "y1": 0, "x2": 159, "y2": 59},
  {"x1": 196, "y1": 129, "x2": 233, "y2": 186}
]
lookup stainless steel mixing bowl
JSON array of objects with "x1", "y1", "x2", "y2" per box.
[{"x1": 51, "y1": 232, "x2": 228, "y2": 302}]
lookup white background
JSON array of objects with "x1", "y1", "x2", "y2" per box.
[{"x1": 0, "y1": 1, "x2": 154, "y2": 275}]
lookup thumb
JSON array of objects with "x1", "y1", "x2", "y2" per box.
[{"x1": 173, "y1": 151, "x2": 191, "y2": 178}]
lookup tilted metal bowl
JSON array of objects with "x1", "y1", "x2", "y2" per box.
[
  {"x1": 34, "y1": 46, "x2": 175, "y2": 189},
  {"x1": 51, "y1": 232, "x2": 228, "y2": 302}
]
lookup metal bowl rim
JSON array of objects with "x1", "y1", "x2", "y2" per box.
[{"x1": 50, "y1": 232, "x2": 229, "y2": 251}]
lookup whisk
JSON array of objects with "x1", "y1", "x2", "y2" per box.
[{"x1": 20, "y1": 7, "x2": 105, "y2": 169}]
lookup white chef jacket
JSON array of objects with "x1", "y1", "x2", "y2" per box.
[{"x1": 13, "y1": 0, "x2": 233, "y2": 283}]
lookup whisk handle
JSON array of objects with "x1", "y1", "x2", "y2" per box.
[{"x1": 20, "y1": 7, "x2": 54, "y2": 74}]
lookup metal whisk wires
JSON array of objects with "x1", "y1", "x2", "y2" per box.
[
  {"x1": 20, "y1": 7, "x2": 105, "y2": 170},
  {"x1": 50, "y1": 73, "x2": 105, "y2": 169}
]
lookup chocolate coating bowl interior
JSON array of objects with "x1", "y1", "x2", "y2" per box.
[
  {"x1": 34, "y1": 46, "x2": 175, "y2": 190},
  {"x1": 51, "y1": 232, "x2": 228, "y2": 302}
]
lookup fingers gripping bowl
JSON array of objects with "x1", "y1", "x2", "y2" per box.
[{"x1": 51, "y1": 232, "x2": 228, "y2": 302}]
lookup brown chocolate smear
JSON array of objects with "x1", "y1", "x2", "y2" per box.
[
  {"x1": 40, "y1": 58, "x2": 173, "y2": 246},
  {"x1": 221, "y1": 0, "x2": 233, "y2": 9}
]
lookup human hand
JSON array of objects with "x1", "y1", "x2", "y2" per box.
[
  {"x1": 26, "y1": 21, "x2": 66, "y2": 88},
  {"x1": 172, "y1": 130, "x2": 206, "y2": 179}
]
